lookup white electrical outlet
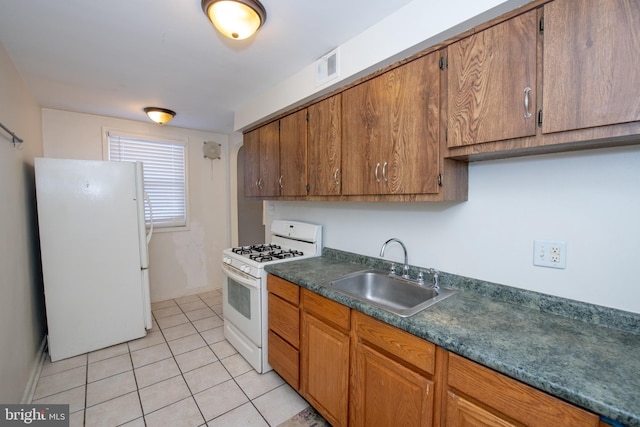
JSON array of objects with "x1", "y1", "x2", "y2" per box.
[{"x1": 533, "y1": 240, "x2": 566, "y2": 269}]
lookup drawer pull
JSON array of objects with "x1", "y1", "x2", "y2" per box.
[{"x1": 524, "y1": 86, "x2": 532, "y2": 119}]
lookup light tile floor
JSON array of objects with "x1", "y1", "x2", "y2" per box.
[{"x1": 32, "y1": 290, "x2": 312, "y2": 427}]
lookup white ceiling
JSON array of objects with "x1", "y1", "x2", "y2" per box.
[{"x1": 0, "y1": 0, "x2": 414, "y2": 133}]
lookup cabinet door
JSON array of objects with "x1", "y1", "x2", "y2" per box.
[
  {"x1": 445, "y1": 391, "x2": 516, "y2": 427},
  {"x1": 243, "y1": 128, "x2": 261, "y2": 197},
  {"x1": 351, "y1": 343, "x2": 434, "y2": 427},
  {"x1": 301, "y1": 312, "x2": 350, "y2": 427},
  {"x1": 279, "y1": 109, "x2": 308, "y2": 196},
  {"x1": 446, "y1": 353, "x2": 599, "y2": 427},
  {"x1": 542, "y1": 0, "x2": 640, "y2": 134},
  {"x1": 258, "y1": 121, "x2": 281, "y2": 197},
  {"x1": 342, "y1": 53, "x2": 440, "y2": 195},
  {"x1": 447, "y1": 9, "x2": 538, "y2": 147},
  {"x1": 308, "y1": 95, "x2": 342, "y2": 196}
]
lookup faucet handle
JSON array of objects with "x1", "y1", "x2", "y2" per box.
[
  {"x1": 429, "y1": 268, "x2": 440, "y2": 291},
  {"x1": 417, "y1": 270, "x2": 425, "y2": 285},
  {"x1": 402, "y1": 263, "x2": 410, "y2": 279},
  {"x1": 389, "y1": 263, "x2": 396, "y2": 275}
]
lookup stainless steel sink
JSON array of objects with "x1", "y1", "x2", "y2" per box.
[{"x1": 327, "y1": 270, "x2": 456, "y2": 317}]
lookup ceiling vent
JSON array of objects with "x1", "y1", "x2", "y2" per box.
[{"x1": 315, "y1": 47, "x2": 340, "y2": 87}]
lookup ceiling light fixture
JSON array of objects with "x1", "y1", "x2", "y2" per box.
[
  {"x1": 201, "y1": 0, "x2": 267, "y2": 40},
  {"x1": 144, "y1": 107, "x2": 176, "y2": 125}
]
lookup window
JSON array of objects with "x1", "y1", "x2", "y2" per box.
[{"x1": 107, "y1": 132, "x2": 187, "y2": 228}]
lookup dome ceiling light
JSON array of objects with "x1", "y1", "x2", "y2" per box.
[
  {"x1": 201, "y1": 0, "x2": 267, "y2": 40},
  {"x1": 144, "y1": 107, "x2": 176, "y2": 125}
]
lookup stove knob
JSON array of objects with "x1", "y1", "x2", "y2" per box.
[
  {"x1": 222, "y1": 257, "x2": 231, "y2": 264},
  {"x1": 242, "y1": 265, "x2": 251, "y2": 273}
]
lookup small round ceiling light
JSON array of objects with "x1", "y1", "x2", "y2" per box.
[
  {"x1": 201, "y1": 0, "x2": 267, "y2": 40},
  {"x1": 144, "y1": 107, "x2": 176, "y2": 125}
]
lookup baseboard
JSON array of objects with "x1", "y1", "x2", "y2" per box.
[
  {"x1": 21, "y1": 335, "x2": 47, "y2": 404},
  {"x1": 151, "y1": 286, "x2": 220, "y2": 304}
]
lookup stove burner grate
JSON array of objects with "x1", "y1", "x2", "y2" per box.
[
  {"x1": 249, "y1": 249, "x2": 304, "y2": 263},
  {"x1": 232, "y1": 244, "x2": 283, "y2": 255}
]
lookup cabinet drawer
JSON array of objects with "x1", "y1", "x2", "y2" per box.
[
  {"x1": 301, "y1": 289, "x2": 350, "y2": 331},
  {"x1": 268, "y1": 329, "x2": 299, "y2": 390},
  {"x1": 447, "y1": 353, "x2": 599, "y2": 427},
  {"x1": 268, "y1": 293, "x2": 299, "y2": 348},
  {"x1": 354, "y1": 311, "x2": 435, "y2": 375},
  {"x1": 267, "y1": 274, "x2": 300, "y2": 305}
]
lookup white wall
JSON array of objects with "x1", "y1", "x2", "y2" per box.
[
  {"x1": 0, "y1": 42, "x2": 46, "y2": 403},
  {"x1": 266, "y1": 146, "x2": 640, "y2": 314},
  {"x1": 42, "y1": 109, "x2": 231, "y2": 302}
]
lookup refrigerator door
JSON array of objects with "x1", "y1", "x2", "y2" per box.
[
  {"x1": 134, "y1": 162, "x2": 153, "y2": 329},
  {"x1": 134, "y1": 162, "x2": 150, "y2": 269},
  {"x1": 35, "y1": 158, "x2": 147, "y2": 361},
  {"x1": 141, "y1": 268, "x2": 152, "y2": 329}
]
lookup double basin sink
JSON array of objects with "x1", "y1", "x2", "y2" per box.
[{"x1": 323, "y1": 269, "x2": 456, "y2": 317}]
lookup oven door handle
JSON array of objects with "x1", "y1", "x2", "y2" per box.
[{"x1": 222, "y1": 263, "x2": 260, "y2": 288}]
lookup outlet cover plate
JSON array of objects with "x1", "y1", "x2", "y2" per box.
[{"x1": 533, "y1": 240, "x2": 566, "y2": 269}]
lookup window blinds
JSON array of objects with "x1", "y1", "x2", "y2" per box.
[{"x1": 108, "y1": 132, "x2": 187, "y2": 228}]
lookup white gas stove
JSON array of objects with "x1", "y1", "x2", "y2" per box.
[{"x1": 221, "y1": 220, "x2": 322, "y2": 373}]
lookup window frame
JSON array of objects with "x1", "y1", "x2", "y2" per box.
[{"x1": 103, "y1": 128, "x2": 190, "y2": 232}]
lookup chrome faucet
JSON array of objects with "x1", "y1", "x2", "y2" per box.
[{"x1": 380, "y1": 238, "x2": 410, "y2": 279}]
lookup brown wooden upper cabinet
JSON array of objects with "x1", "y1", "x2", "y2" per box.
[
  {"x1": 245, "y1": 0, "x2": 640, "y2": 196},
  {"x1": 542, "y1": 0, "x2": 640, "y2": 134},
  {"x1": 307, "y1": 94, "x2": 342, "y2": 196},
  {"x1": 244, "y1": 121, "x2": 280, "y2": 198},
  {"x1": 342, "y1": 52, "x2": 441, "y2": 195},
  {"x1": 279, "y1": 109, "x2": 308, "y2": 197},
  {"x1": 447, "y1": 9, "x2": 538, "y2": 147}
]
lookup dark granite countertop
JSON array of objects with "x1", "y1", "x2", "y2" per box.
[{"x1": 265, "y1": 249, "x2": 640, "y2": 427}]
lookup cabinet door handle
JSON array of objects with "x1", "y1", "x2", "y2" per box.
[
  {"x1": 375, "y1": 162, "x2": 381, "y2": 183},
  {"x1": 382, "y1": 161, "x2": 388, "y2": 183},
  {"x1": 257, "y1": 177, "x2": 263, "y2": 189},
  {"x1": 524, "y1": 86, "x2": 532, "y2": 118},
  {"x1": 278, "y1": 175, "x2": 283, "y2": 188},
  {"x1": 333, "y1": 168, "x2": 340, "y2": 186}
]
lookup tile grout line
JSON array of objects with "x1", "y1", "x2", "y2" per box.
[
  {"x1": 82, "y1": 295, "x2": 201, "y2": 424},
  {"x1": 82, "y1": 355, "x2": 88, "y2": 427},
  {"x1": 172, "y1": 292, "x2": 275, "y2": 426},
  {"x1": 125, "y1": 338, "x2": 147, "y2": 427},
  {"x1": 170, "y1": 295, "x2": 210, "y2": 425},
  {"x1": 189, "y1": 292, "x2": 297, "y2": 426},
  {"x1": 191, "y1": 293, "x2": 275, "y2": 426},
  {"x1": 147, "y1": 293, "x2": 227, "y2": 424},
  {"x1": 192, "y1": 292, "x2": 296, "y2": 426},
  {"x1": 38, "y1": 290, "x2": 305, "y2": 426}
]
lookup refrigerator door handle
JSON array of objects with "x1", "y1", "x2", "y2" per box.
[{"x1": 144, "y1": 191, "x2": 153, "y2": 244}]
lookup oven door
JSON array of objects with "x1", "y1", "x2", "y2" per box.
[{"x1": 221, "y1": 262, "x2": 262, "y2": 346}]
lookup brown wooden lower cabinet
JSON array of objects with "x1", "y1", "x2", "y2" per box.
[
  {"x1": 301, "y1": 288, "x2": 351, "y2": 427},
  {"x1": 445, "y1": 353, "x2": 600, "y2": 427},
  {"x1": 350, "y1": 311, "x2": 438, "y2": 427},
  {"x1": 267, "y1": 329, "x2": 299, "y2": 390},
  {"x1": 267, "y1": 276, "x2": 300, "y2": 390},
  {"x1": 266, "y1": 275, "x2": 602, "y2": 427}
]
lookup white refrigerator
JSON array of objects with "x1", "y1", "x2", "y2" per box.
[{"x1": 35, "y1": 157, "x2": 153, "y2": 362}]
